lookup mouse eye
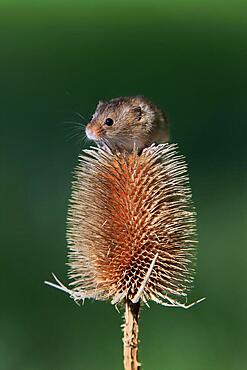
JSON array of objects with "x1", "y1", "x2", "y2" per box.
[{"x1": 104, "y1": 118, "x2": 114, "y2": 126}]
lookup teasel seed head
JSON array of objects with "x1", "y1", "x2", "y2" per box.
[{"x1": 66, "y1": 143, "x2": 197, "y2": 307}]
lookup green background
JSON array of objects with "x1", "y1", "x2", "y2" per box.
[{"x1": 1, "y1": 1, "x2": 246, "y2": 369}]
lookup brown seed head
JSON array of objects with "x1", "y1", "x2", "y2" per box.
[{"x1": 67, "y1": 144, "x2": 197, "y2": 306}]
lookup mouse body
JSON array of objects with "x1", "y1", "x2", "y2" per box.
[{"x1": 85, "y1": 96, "x2": 169, "y2": 153}]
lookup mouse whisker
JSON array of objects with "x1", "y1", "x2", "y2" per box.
[
  {"x1": 63, "y1": 121, "x2": 84, "y2": 144},
  {"x1": 63, "y1": 121, "x2": 83, "y2": 127},
  {"x1": 74, "y1": 111, "x2": 86, "y2": 121},
  {"x1": 65, "y1": 131, "x2": 81, "y2": 143}
]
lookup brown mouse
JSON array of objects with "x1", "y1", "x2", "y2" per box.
[{"x1": 85, "y1": 96, "x2": 169, "y2": 153}]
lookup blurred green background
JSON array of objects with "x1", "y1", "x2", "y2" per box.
[{"x1": 1, "y1": 1, "x2": 246, "y2": 369}]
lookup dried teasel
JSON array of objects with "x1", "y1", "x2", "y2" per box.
[
  {"x1": 46, "y1": 142, "x2": 204, "y2": 370},
  {"x1": 50, "y1": 143, "x2": 200, "y2": 308}
]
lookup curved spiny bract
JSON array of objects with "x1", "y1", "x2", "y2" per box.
[{"x1": 67, "y1": 143, "x2": 197, "y2": 306}]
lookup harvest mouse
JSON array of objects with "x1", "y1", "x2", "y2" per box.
[{"x1": 85, "y1": 96, "x2": 169, "y2": 153}]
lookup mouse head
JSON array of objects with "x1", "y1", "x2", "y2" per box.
[{"x1": 86, "y1": 96, "x2": 165, "y2": 153}]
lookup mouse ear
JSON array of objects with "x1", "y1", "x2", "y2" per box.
[
  {"x1": 96, "y1": 100, "x2": 105, "y2": 109},
  {"x1": 132, "y1": 106, "x2": 142, "y2": 120}
]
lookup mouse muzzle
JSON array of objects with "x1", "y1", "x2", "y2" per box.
[{"x1": 85, "y1": 123, "x2": 103, "y2": 142}]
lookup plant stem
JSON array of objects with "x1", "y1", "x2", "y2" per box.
[{"x1": 123, "y1": 299, "x2": 141, "y2": 370}]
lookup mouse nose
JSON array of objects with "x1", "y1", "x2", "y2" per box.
[{"x1": 85, "y1": 125, "x2": 100, "y2": 141}]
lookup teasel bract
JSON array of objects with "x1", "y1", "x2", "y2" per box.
[{"x1": 65, "y1": 143, "x2": 198, "y2": 307}]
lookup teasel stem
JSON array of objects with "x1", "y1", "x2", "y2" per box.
[{"x1": 123, "y1": 299, "x2": 141, "y2": 370}]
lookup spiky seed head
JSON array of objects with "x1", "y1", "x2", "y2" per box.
[{"x1": 67, "y1": 143, "x2": 197, "y2": 306}]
